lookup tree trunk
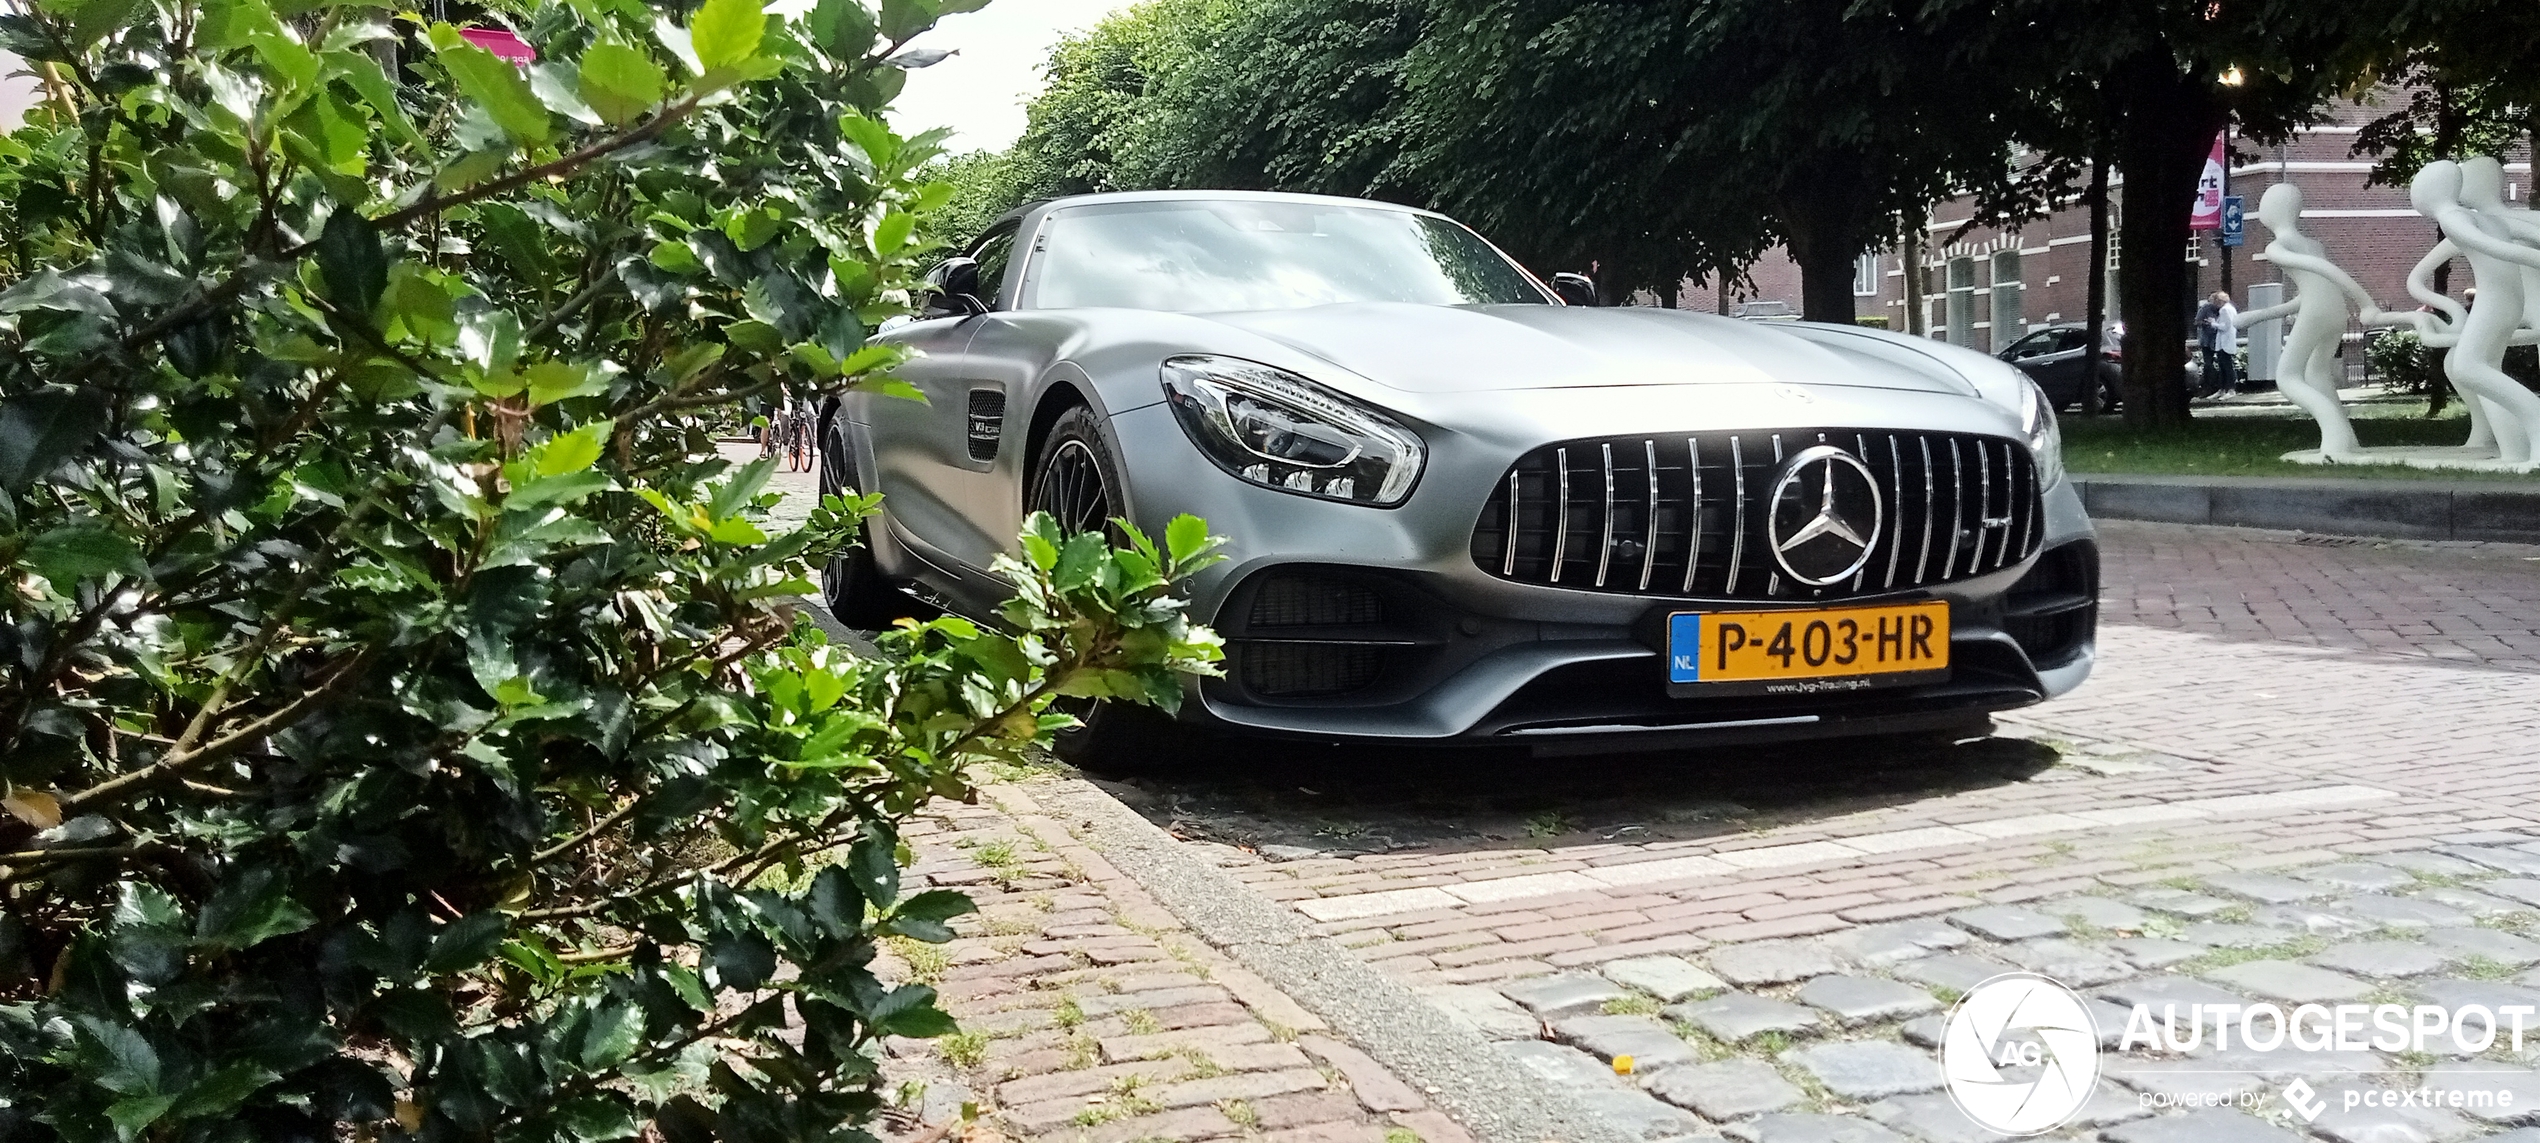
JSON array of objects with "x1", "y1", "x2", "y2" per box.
[
  {"x1": 1778, "y1": 153, "x2": 1868, "y2": 324},
  {"x1": 2112, "y1": 53, "x2": 2224, "y2": 432},
  {"x1": 1902, "y1": 227, "x2": 1924, "y2": 336},
  {"x1": 2080, "y1": 153, "x2": 2111, "y2": 417},
  {"x1": 1791, "y1": 237, "x2": 1859, "y2": 324}
]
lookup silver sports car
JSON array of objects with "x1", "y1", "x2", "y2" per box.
[{"x1": 821, "y1": 191, "x2": 2097, "y2": 763}]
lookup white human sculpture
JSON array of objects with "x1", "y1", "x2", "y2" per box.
[
  {"x1": 2232, "y1": 183, "x2": 2374, "y2": 460},
  {"x1": 2462, "y1": 156, "x2": 2540, "y2": 333},
  {"x1": 2370, "y1": 160, "x2": 2540, "y2": 468},
  {"x1": 2384, "y1": 206, "x2": 2494, "y2": 452}
]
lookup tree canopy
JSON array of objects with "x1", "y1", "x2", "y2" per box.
[{"x1": 948, "y1": 0, "x2": 2528, "y2": 428}]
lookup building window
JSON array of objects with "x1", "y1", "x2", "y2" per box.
[
  {"x1": 1944, "y1": 256, "x2": 1976, "y2": 348},
  {"x1": 1989, "y1": 250, "x2": 2023, "y2": 353},
  {"x1": 1853, "y1": 252, "x2": 1880, "y2": 297}
]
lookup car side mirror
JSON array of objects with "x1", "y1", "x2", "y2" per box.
[
  {"x1": 1551, "y1": 272, "x2": 1598, "y2": 307},
  {"x1": 923, "y1": 257, "x2": 988, "y2": 318}
]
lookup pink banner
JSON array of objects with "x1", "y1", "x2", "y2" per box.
[
  {"x1": 2189, "y1": 131, "x2": 2226, "y2": 230},
  {"x1": 460, "y1": 27, "x2": 536, "y2": 65}
]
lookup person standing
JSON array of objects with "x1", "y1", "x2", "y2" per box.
[{"x1": 2196, "y1": 291, "x2": 2241, "y2": 396}]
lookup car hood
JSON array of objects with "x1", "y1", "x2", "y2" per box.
[{"x1": 1203, "y1": 303, "x2": 1983, "y2": 398}]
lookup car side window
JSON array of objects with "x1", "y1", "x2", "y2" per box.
[
  {"x1": 2008, "y1": 331, "x2": 2053, "y2": 358},
  {"x1": 971, "y1": 230, "x2": 1017, "y2": 308}
]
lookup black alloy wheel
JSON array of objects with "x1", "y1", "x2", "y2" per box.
[
  {"x1": 1028, "y1": 405, "x2": 1185, "y2": 772},
  {"x1": 1030, "y1": 438, "x2": 1114, "y2": 537}
]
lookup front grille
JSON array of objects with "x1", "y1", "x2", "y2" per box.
[
  {"x1": 1470, "y1": 429, "x2": 2043, "y2": 602},
  {"x1": 1237, "y1": 644, "x2": 1385, "y2": 697},
  {"x1": 1250, "y1": 573, "x2": 1382, "y2": 628}
]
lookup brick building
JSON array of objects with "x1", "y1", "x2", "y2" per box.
[{"x1": 1674, "y1": 100, "x2": 2535, "y2": 362}]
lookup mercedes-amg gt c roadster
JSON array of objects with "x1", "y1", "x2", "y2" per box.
[{"x1": 819, "y1": 191, "x2": 2097, "y2": 762}]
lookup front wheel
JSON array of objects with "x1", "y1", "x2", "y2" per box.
[
  {"x1": 1027, "y1": 405, "x2": 1190, "y2": 772},
  {"x1": 818, "y1": 417, "x2": 919, "y2": 630}
]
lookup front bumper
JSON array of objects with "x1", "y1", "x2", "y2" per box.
[
  {"x1": 1105, "y1": 400, "x2": 2099, "y2": 752},
  {"x1": 1196, "y1": 540, "x2": 2095, "y2": 753}
]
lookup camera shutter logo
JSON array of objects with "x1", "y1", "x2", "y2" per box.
[{"x1": 1941, "y1": 973, "x2": 2101, "y2": 1135}]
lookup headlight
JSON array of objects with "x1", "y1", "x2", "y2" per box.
[
  {"x1": 2018, "y1": 375, "x2": 2064, "y2": 488},
  {"x1": 1160, "y1": 355, "x2": 1426, "y2": 506}
]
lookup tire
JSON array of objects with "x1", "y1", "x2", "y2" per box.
[
  {"x1": 818, "y1": 415, "x2": 920, "y2": 630},
  {"x1": 1026, "y1": 403, "x2": 1127, "y2": 541},
  {"x1": 1050, "y1": 699, "x2": 1194, "y2": 775},
  {"x1": 1027, "y1": 404, "x2": 1191, "y2": 772}
]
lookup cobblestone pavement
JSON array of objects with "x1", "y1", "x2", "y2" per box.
[{"x1": 874, "y1": 784, "x2": 1482, "y2": 1143}]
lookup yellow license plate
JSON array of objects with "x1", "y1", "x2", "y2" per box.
[{"x1": 1666, "y1": 600, "x2": 1949, "y2": 696}]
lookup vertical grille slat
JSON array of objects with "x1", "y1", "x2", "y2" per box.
[
  {"x1": 1915, "y1": 436, "x2": 1936, "y2": 585},
  {"x1": 1550, "y1": 447, "x2": 1571, "y2": 583},
  {"x1": 1943, "y1": 439, "x2": 1965, "y2": 579},
  {"x1": 1472, "y1": 428, "x2": 2041, "y2": 602},
  {"x1": 1595, "y1": 443, "x2": 1616, "y2": 587},
  {"x1": 1501, "y1": 470, "x2": 1520, "y2": 576},
  {"x1": 1639, "y1": 440, "x2": 1661, "y2": 591},
  {"x1": 1973, "y1": 442, "x2": 1993, "y2": 576},
  {"x1": 1681, "y1": 437, "x2": 1704, "y2": 594},
  {"x1": 1724, "y1": 436, "x2": 1748, "y2": 596},
  {"x1": 1882, "y1": 433, "x2": 1905, "y2": 590}
]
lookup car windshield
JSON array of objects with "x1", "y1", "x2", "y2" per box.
[{"x1": 1026, "y1": 200, "x2": 1550, "y2": 312}]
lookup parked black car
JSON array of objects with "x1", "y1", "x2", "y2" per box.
[{"x1": 1999, "y1": 323, "x2": 2123, "y2": 412}]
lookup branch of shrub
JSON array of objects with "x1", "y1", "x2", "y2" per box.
[
  {"x1": 56, "y1": 97, "x2": 703, "y2": 393},
  {"x1": 63, "y1": 650, "x2": 374, "y2": 813},
  {"x1": 525, "y1": 264, "x2": 622, "y2": 344},
  {"x1": 372, "y1": 96, "x2": 706, "y2": 234}
]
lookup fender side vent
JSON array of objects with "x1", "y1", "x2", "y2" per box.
[{"x1": 966, "y1": 389, "x2": 1005, "y2": 461}]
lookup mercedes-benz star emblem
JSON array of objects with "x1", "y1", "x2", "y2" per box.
[{"x1": 1766, "y1": 445, "x2": 1884, "y2": 586}]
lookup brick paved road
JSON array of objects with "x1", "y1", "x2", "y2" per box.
[
  {"x1": 880, "y1": 784, "x2": 1479, "y2": 1143},
  {"x1": 2094, "y1": 520, "x2": 2540, "y2": 670}
]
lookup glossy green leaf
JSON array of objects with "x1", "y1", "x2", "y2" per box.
[
  {"x1": 578, "y1": 42, "x2": 664, "y2": 125},
  {"x1": 525, "y1": 361, "x2": 608, "y2": 407},
  {"x1": 0, "y1": 385, "x2": 111, "y2": 491},
  {"x1": 429, "y1": 24, "x2": 553, "y2": 146},
  {"x1": 326, "y1": 50, "x2": 425, "y2": 146},
  {"x1": 578, "y1": 1002, "x2": 646, "y2": 1070},
  {"x1": 877, "y1": 0, "x2": 936, "y2": 44},
  {"x1": 24, "y1": 524, "x2": 146, "y2": 583},
  {"x1": 534, "y1": 420, "x2": 612, "y2": 475},
  {"x1": 315, "y1": 208, "x2": 386, "y2": 315},
  {"x1": 805, "y1": 0, "x2": 876, "y2": 59},
  {"x1": 195, "y1": 868, "x2": 316, "y2": 951},
  {"x1": 688, "y1": 0, "x2": 765, "y2": 73},
  {"x1": 847, "y1": 832, "x2": 899, "y2": 910}
]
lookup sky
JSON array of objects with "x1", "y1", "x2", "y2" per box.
[
  {"x1": 888, "y1": 0, "x2": 1132, "y2": 155},
  {"x1": 0, "y1": 4, "x2": 1122, "y2": 141}
]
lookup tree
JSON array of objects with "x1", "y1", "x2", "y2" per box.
[
  {"x1": 0, "y1": 0, "x2": 1223, "y2": 1137},
  {"x1": 927, "y1": 148, "x2": 1028, "y2": 248},
  {"x1": 1948, "y1": 0, "x2": 2392, "y2": 429},
  {"x1": 1000, "y1": 0, "x2": 1206, "y2": 201},
  {"x1": 1125, "y1": 0, "x2": 1428, "y2": 202}
]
